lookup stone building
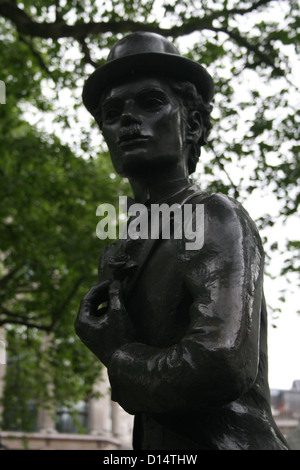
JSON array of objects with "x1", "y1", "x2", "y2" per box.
[
  {"x1": 0, "y1": 328, "x2": 133, "y2": 450},
  {"x1": 271, "y1": 380, "x2": 300, "y2": 449}
]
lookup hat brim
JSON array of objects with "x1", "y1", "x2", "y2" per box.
[{"x1": 82, "y1": 52, "x2": 214, "y2": 116}]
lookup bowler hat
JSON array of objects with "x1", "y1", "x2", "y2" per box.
[{"x1": 82, "y1": 32, "x2": 214, "y2": 117}]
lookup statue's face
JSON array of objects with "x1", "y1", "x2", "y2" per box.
[{"x1": 100, "y1": 76, "x2": 187, "y2": 177}]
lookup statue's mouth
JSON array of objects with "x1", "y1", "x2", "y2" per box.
[{"x1": 118, "y1": 127, "x2": 149, "y2": 146}]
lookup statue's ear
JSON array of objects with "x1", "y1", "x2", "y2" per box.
[{"x1": 186, "y1": 110, "x2": 203, "y2": 144}]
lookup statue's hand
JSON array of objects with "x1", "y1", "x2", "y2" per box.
[{"x1": 75, "y1": 280, "x2": 135, "y2": 366}]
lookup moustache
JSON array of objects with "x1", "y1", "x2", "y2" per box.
[{"x1": 118, "y1": 124, "x2": 142, "y2": 141}]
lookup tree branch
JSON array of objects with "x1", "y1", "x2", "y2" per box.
[
  {"x1": 213, "y1": 26, "x2": 284, "y2": 76},
  {"x1": 0, "y1": 304, "x2": 53, "y2": 331},
  {"x1": 49, "y1": 276, "x2": 84, "y2": 329},
  {"x1": 0, "y1": 318, "x2": 54, "y2": 331},
  {"x1": 214, "y1": 0, "x2": 276, "y2": 17},
  {"x1": 0, "y1": 0, "x2": 284, "y2": 76},
  {"x1": 18, "y1": 34, "x2": 52, "y2": 76},
  {"x1": 0, "y1": 0, "x2": 278, "y2": 40},
  {"x1": 0, "y1": 305, "x2": 24, "y2": 318},
  {"x1": 206, "y1": 142, "x2": 240, "y2": 198},
  {"x1": 78, "y1": 38, "x2": 98, "y2": 68},
  {"x1": 0, "y1": 276, "x2": 83, "y2": 331},
  {"x1": 0, "y1": 265, "x2": 22, "y2": 289}
]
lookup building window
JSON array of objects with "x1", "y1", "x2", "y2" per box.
[{"x1": 55, "y1": 400, "x2": 88, "y2": 434}]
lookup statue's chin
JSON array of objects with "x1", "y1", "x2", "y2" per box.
[{"x1": 116, "y1": 153, "x2": 182, "y2": 179}]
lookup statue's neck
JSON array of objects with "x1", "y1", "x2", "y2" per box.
[
  {"x1": 129, "y1": 175, "x2": 191, "y2": 204},
  {"x1": 128, "y1": 163, "x2": 191, "y2": 204}
]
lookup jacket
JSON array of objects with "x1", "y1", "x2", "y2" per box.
[{"x1": 98, "y1": 185, "x2": 289, "y2": 450}]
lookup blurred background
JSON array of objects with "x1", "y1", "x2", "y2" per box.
[{"x1": 0, "y1": 0, "x2": 299, "y2": 450}]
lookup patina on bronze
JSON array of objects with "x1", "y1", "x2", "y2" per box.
[{"x1": 75, "y1": 32, "x2": 289, "y2": 450}]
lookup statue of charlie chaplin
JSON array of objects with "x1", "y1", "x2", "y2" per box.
[{"x1": 75, "y1": 32, "x2": 289, "y2": 450}]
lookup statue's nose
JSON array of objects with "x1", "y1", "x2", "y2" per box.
[{"x1": 120, "y1": 101, "x2": 141, "y2": 126}]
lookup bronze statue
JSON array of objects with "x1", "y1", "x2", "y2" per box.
[{"x1": 75, "y1": 32, "x2": 289, "y2": 450}]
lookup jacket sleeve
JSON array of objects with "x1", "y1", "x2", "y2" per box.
[{"x1": 107, "y1": 194, "x2": 265, "y2": 415}]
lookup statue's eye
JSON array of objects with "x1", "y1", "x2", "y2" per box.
[
  {"x1": 143, "y1": 97, "x2": 164, "y2": 109},
  {"x1": 103, "y1": 107, "x2": 121, "y2": 122},
  {"x1": 101, "y1": 98, "x2": 123, "y2": 123},
  {"x1": 139, "y1": 91, "x2": 168, "y2": 111}
]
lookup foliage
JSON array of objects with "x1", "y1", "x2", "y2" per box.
[
  {"x1": 0, "y1": 97, "x2": 129, "y2": 426},
  {"x1": 0, "y1": 0, "x2": 299, "y2": 429},
  {"x1": 0, "y1": 20, "x2": 129, "y2": 424}
]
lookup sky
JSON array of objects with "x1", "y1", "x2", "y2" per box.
[
  {"x1": 242, "y1": 191, "x2": 300, "y2": 391},
  {"x1": 268, "y1": 302, "x2": 300, "y2": 390}
]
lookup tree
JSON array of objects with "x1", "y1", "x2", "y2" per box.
[
  {"x1": 0, "y1": 8, "x2": 129, "y2": 425},
  {"x1": 0, "y1": 81, "x2": 129, "y2": 427},
  {"x1": 0, "y1": 0, "x2": 299, "y2": 429}
]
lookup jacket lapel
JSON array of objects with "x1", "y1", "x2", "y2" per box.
[{"x1": 109, "y1": 187, "x2": 207, "y2": 304}]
